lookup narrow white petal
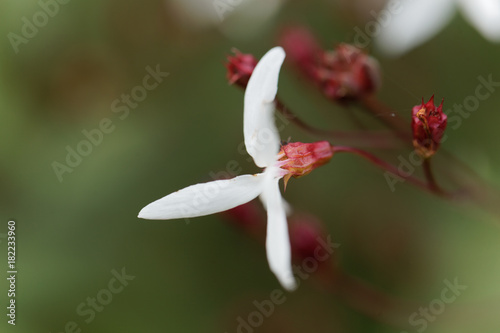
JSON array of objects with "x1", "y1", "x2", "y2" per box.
[
  {"x1": 244, "y1": 47, "x2": 285, "y2": 168},
  {"x1": 259, "y1": 168, "x2": 292, "y2": 216},
  {"x1": 138, "y1": 174, "x2": 265, "y2": 220},
  {"x1": 258, "y1": 167, "x2": 291, "y2": 216},
  {"x1": 260, "y1": 193, "x2": 293, "y2": 216},
  {"x1": 263, "y1": 177, "x2": 296, "y2": 291},
  {"x1": 376, "y1": 0, "x2": 456, "y2": 56},
  {"x1": 459, "y1": 0, "x2": 500, "y2": 41}
]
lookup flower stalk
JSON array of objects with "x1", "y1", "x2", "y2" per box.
[{"x1": 331, "y1": 145, "x2": 451, "y2": 197}]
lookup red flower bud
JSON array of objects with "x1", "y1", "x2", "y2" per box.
[
  {"x1": 289, "y1": 214, "x2": 328, "y2": 262},
  {"x1": 277, "y1": 141, "x2": 333, "y2": 188},
  {"x1": 412, "y1": 96, "x2": 447, "y2": 158},
  {"x1": 221, "y1": 201, "x2": 265, "y2": 235},
  {"x1": 278, "y1": 26, "x2": 322, "y2": 80},
  {"x1": 315, "y1": 44, "x2": 381, "y2": 101},
  {"x1": 225, "y1": 49, "x2": 258, "y2": 89}
]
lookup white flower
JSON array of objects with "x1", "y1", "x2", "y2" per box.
[
  {"x1": 138, "y1": 47, "x2": 297, "y2": 291},
  {"x1": 376, "y1": 0, "x2": 500, "y2": 56},
  {"x1": 165, "y1": 0, "x2": 285, "y2": 39}
]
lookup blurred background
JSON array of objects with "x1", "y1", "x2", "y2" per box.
[{"x1": 1, "y1": 0, "x2": 500, "y2": 332}]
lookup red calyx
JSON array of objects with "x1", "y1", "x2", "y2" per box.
[{"x1": 278, "y1": 141, "x2": 333, "y2": 188}]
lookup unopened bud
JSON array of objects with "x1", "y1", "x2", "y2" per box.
[
  {"x1": 278, "y1": 26, "x2": 321, "y2": 79},
  {"x1": 221, "y1": 201, "x2": 265, "y2": 235},
  {"x1": 289, "y1": 214, "x2": 327, "y2": 261},
  {"x1": 412, "y1": 96, "x2": 447, "y2": 158},
  {"x1": 315, "y1": 44, "x2": 381, "y2": 101},
  {"x1": 225, "y1": 49, "x2": 258, "y2": 89}
]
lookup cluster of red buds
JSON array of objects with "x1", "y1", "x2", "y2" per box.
[
  {"x1": 278, "y1": 27, "x2": 381, "y2": 101},
  {"x1": 225, "y1": 28, "x2": 381, "y2": 102},
  {"x1": 224, "y1": 27, "x2": 450, "y2": 200},
  {"x1": 314, "y1": 44, "x2": 381, "y2": 101},
  {"x1": 411, "y1": 96, "x2": 447, "y2": 158}
]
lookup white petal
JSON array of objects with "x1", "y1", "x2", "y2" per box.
[
  {"x1": 138, "y1": 174, "x2": 265, "y2": 220},
  {"x1": 459, "y1": 0, "x2": 500, "y2": 41},
  {"x1": 165, "y1": 0, "x2": 220, "y2": 29},
  {"x1": 263, "y1": 177, "x2": 296, "y2": 291},
  {"x1": 258, "y1": 167, "x2": 291, "y2": 215},
  {"x1": 260, "y1": 193, "x2": 293, "y2": 216},
  {"x1": 259, "y1": 184, "x2": 293, "y2": 216},
  {"x1": 219, "y1": 0, "x2": 285, "y2": 39},
  {"x1": 244, "y1": 47, "x2": 285, "y2": 168},
  {"x1": 376, "y1": 0, "x2": 456, "y2": 56}
]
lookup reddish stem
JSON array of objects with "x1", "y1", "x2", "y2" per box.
[
  {"x1": 322, "y1": 267, "x2": 418, "y2": 330},
  {"x1": 275, "y1": 98, "x2": 398, "y2": 149},
  {"x1": 359, "y1": 95, "x2": 411, "y2": 141},
  {"x1": 331, "y1": 145, "x2": 451, "y2": 198},
  {"x1": 359, "y1": 95, "x2": 500, "y2": 217},
  {"x1": 422, "y1": 158, "x2": 443, "y2": 194}
]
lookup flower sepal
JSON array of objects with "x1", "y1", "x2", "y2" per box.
[{"x1": 277, "y1": 141, "x2": 333, "y2": 188}]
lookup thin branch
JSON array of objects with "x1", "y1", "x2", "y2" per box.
[
  {"x1": 331, "y1": 145, "x2": 452, "y2": 198},
  {"x1": 275, "y1": 98, "x2": 398, "y2": 149},
  {"x1": 321, "y1": 267, "x2": 419, "y2": 330},
  {"x1": 359, "y1": 95, "x2": 411, "y2": 142},
  {"x1": 358, "y1": 95, "x2": 500, "y2": 218},
  {"x1": 422, "y1": 158, "x2": 444, "y2": 194}
]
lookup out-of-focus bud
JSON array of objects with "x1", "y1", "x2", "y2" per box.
[
  {"x1": 412, "y1": 96, "x2": 447, "y2": 158},
  {"x1": 278, "y1": 26, "x2": 321, "y2": 79},
  {"x1": 288, "y1": 214, "x2": 337, "y2": 271},
  {"x1": 225, "y1": 49, "x2": 258, "y2": 89},
  {"x1": 315, "y1": 44, "x2": 381, "y2": 101},
  {"x1": 277, "y1": 141, "x2": 333, "y2": 188},
  {"x1": 220, "y1": 201, "x2": 265, "y2": 235}
]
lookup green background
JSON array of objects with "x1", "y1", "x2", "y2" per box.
[{"x1": 1, "y1": 0, "x2": 499, "y2": 332}]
